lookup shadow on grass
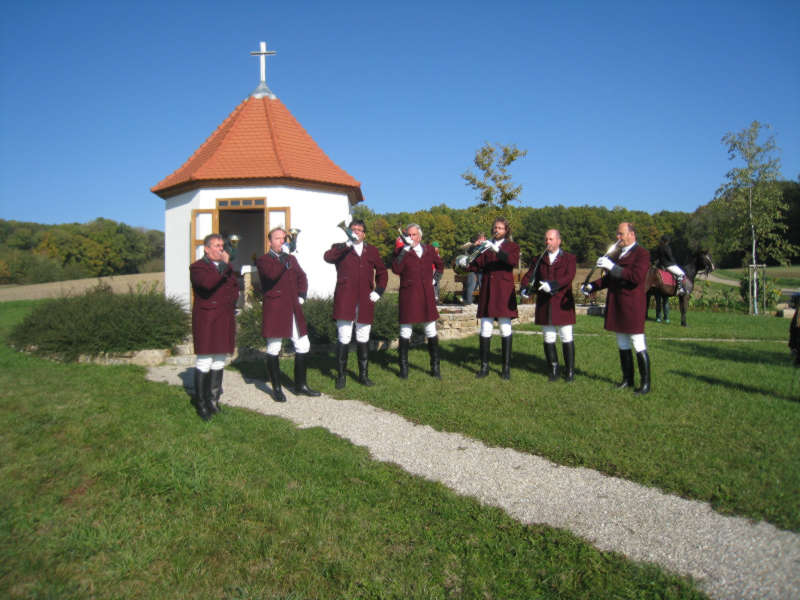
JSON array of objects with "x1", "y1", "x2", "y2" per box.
[
  {"x1": 671, "y1": 370, "x2": 799, "y2": 403},
  {"x1": 664, "y1": 340, "x2": 791, "y2": 366}
]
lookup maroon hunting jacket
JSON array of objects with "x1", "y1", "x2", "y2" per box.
[
  {"x1": 324, "y1": 242, "x2": 388, "y2": 324},
  {"x1": 520, "y1": 250, "x2": 576, "y2": 326},
  {"x1": 256, "y1": 251, "x2": 309, "y2": 339},
  {"x1": 471, "y1": 239, "x2": 520, "y2": 319},
  {"x1": 189, "y1": 257, "x2": 239, "y2": 354},
  {"x1": 591, "y1": 243, "x2": 650, "y2": 334},
  {"x1": 391, "y1": 244, "x2": 443, "y2": 324}
]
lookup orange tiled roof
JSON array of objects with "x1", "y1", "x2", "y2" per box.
[{"x1": 152, "y1": 96, "x2": 362, "y2": 203}]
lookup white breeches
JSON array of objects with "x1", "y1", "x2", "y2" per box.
[
  {"x1": 266, "y1": 315, "x2": 310, "y2": 355},
  {"x1": 400, "y1": 322, "x2": 437, "y2": 339},
  {"x1": 542, "y1": 325, "x2": 573, "y2": 344},
  {"x1": 337, "y1": 320, "x2": 371, "y2": 344},
  {"x1": 667, "y1": 265, "x2": 685, "y2": 277},
  {"x1": 195, "y1": 354, "x2": 226, "y2": 372},
  {"x1": 616, "y1": 333, "x2": 647, "y2": 353},
  {"x1": 480, "y1": 317, "x2": 512, "y2": 338}
]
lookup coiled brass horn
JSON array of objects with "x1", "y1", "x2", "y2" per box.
[
  {"x1": 338, "y1": 220, "x2": 359, "y2": 244},
  {"x1": 287, "y1": 228, "x2": 300, "y2": 253}
]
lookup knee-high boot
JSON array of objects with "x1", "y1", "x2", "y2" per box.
[
  {"x1": 209, "y1": 368, "x2": 224, "y2": 413},
  {"x1": 398, "y1": 338, "x2": 409, "y2": 379},
  {"x1": 500, "y1": 335, "x2": 512, "y2": 380},
  {"x1": 543, "y1": 342, "x2": 559, "y2": 382},
  {"x1": 617, "y1": 349, "x2": 634, "y2": 390},
  {"x1": 266, "y1": 355, "x2": 286, "y2": 402},
  {"x1": 335, "y1": 342, "x2": 348, "y2": 389},
  {"x1": 294, "y1": 353, "x2": 321, "y2": 396},
  {"x1": 562, "y1": 341, "x2": 575, "y2": 382},
  {"x1": 476, "y1": 336, "x2": 490, "y2": 378},
  {"x1": 192, "y1": 369, "x2": 213, "y2": 421},
  {"x1": 357, "y1": 342, "x2": 375, "y2": 386},
  {"x1": 427, "y1": 336, "x2": 441, "y2": 379},
  {"x1": 635, "y1": 350, "x2": 651, "y2": 395}
]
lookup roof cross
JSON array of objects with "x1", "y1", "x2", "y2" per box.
[{"x1": 250, "y1": 41, "x2": 277, "y2": 99}]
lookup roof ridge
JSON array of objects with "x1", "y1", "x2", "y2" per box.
[{"x1": 262, "y1": 98, "x2": 286, "y2": 176}]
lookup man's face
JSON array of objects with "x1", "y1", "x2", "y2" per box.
[
  {"x1": 408, "y1": 226, "x2": 421, "y2": 247},
  {"x1": 545, "y1": 230, "x2": 561, "y2": 253},
  {"x1": 493, "y1": 221, "x2": 506, "y2": 240},
  {"x1": 270, "y1": 230, "x2": 286, "y2": 253},
  {"x1": 350, "y1": 224, "x2": 366, "y2": 243},
  {"x1": 205, "y1": 238, "x2": 225, "y2": 261},
  {"x1": 616, "y1": 223, "x2": 636, "y2": 247}
]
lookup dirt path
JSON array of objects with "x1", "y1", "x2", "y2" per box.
[{"x1": 0, "y1": 273, "x2": 164, "y2": 302}]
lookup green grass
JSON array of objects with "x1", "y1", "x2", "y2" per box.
[
  {"x1": 714, "y1": 265, "x2": 800, "y2": 288},
  {"x1": 284, "y1": 310, "x2": 800, "y2": 533},
  {"x1": 0, "y1": 300, "x2": 706, "y2": 599}
]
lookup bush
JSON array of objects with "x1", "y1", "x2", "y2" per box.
[
  {"x1": 8, "y1": 283, "x2": 189, "y2": 361},
  {"x1": 236, "y1": 294, "x2": 402, "y2": 351},
  {"x1": 738, "y1": 273, "x2": 782, "y2": 309}
]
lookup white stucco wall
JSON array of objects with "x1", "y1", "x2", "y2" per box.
[{"x1": 164, "y1": 184, "x2": 353, "y2": 308}]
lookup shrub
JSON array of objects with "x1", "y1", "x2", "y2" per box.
[
  {"x1": 738, "y1": 273, "x2": 782, "y2": 309},
  {"x1": 8, "y1": 283, "x2": 189, "y2": 361},
  {"x1": 236, "y1": 293, "x2": 401, "y2": 351}
]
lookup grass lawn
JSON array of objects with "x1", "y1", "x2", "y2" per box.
[
  {"x1": 0, "y1": 300, "x2": 708, "y2": 599},
  {"x1": 714, "y1": 265, "x2": 800, "y2": 288}
]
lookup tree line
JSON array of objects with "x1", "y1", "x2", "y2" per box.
[{"x1": 0, "y1": 218, "x2": 164, "y2": 285}]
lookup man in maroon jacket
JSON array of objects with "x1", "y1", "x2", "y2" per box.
[
  {"x1": 189, "y1": 234, "x2": 240, "y2": 420},
  {"x1": 391, "y1": 223, "x2": 444, "y2": 379},
  {"x1": 324, "y1": 219, "x2": 388, "y2": 388},
  {"x1": 582, "y1": 222, "x2": 651, "y2": 394},
  {"x1": 256, "y1": 227, "x2": 320, "y2": 402},
  {"x1": 469, "y1": 217, "x2": 520, "y2": 380},
  {"x1": 520, "y1": 229, "x2": 577, "y2": 382}
]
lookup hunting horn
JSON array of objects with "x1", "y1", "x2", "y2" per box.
[
  {"x1": 581, "y1": 240, "x2": 623, "y2": 292},
  {"x1": 523, "y1": 248, "x2": 548, "y2": 295},
  {"x1": 223, "y1": 233, "x2": 240, "y2": 261},
  {"x1": 287, "y1": 228, "x2": 301, "y2": 253},
  {"x1": 338, "y1": 220, "x2": 359, "y2": 244}
]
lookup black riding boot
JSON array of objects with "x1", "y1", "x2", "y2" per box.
[
  {"x1": 266, "y1": 355, "x2": 286, "y2": 402},
  {"x1": 357, "y1": 342, "x2": 375, "y2": 386},
  {"x1": 543, "y1": 342, "x2": 559, "y2": 382},
  {"x1": 635, "y1": 350, "x2": 651, "y2": 395},
  {"x1": 335, "y1": 342, "x2": 348, "y2": 389},
  {"x1": 209, "y1": 368, "x2": 224, "y2": 413},
  {"x1": 562, "y1": 341, "x2": 575, "y2": 382},
  {"x1": 617, "y1": 349, "x2": 634, "y2": 390},
  {"x1": 476, "y1": 336, "x2": 490, "y2": 378},
  {"x1": 294, "y1": 353, "x2": 321, "y2": 396},
  {"x1": 192, "y1": 369, "x2": 213, "y2": 421},
  {"x1": 398, "y1": 338, "x2": 409, "y2": 379},
  {"x1": 427, "y1": 336, "x2": 441, "y2": 379},
  {"x1": 500, "y1": 335, "x2": 512, "y2": 380}
]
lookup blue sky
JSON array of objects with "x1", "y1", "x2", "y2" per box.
[{"x1": 1, "y1": 1, "x2": 798, "y2": 232}]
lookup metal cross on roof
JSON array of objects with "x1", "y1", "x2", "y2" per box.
[{"x1": 250, "y1": 41, "x2": 277, "y2": 99}]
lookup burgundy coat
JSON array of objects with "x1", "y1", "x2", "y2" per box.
[
  {"x1": 471, "y1": 240, "x2": 520, "y2": 319},
  {"x1": 324, "y1": 242, "x2": 388, "y2": 323},
  {"x1": 520, "y1": 250, "x2": 576, "y2": 326},
  {"x1": 591, "y1": 243, "x2": 650, "y2": 334},
  {"x1": 256, "y1": 251, "x2": 308, "y2": 339},
  {"x1": 391, "y1": 244, "x2": 443, "y2": 324},
  {"x1": 190, "y1": 257, "x2": 239, "y2": 354}
]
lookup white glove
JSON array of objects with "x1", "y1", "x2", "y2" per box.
[
  {"x1": 491, "y1": 240, "x2": 502, "y2": 252},
  {"x1": 281, "y1": 243, "x2": 290, "y2": 254},
  {"x1": 596, "y1": 256, "x2": 615, "y2": 270},
  {"x1": 580, "y1": 283, "x2": 593, "y2": 295},
  {"x1": 369, "y1": 291, "x2": 380, "y2": 302},
  {"x1": 456, "y1": 255, "x2": 468, "y2": 269},
  {"x1": 298, "y1": 297, "x2": 305, "y2": 305},
  {"x1": 520, "y1": 289, "x2": 530, "y2": 299},
  {"x1": 538, "y1": 281, "x2": 552, "y2": 294},
  {"x1": 401, "y1": 244, "x2": 411, "y2": 252},
  {"x1": 345, "y1": 240, "x2": 353, "y2": 247}
]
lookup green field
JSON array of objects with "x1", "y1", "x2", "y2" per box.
[{"x1": 3, "y1": 300, "x2": 799, "y2": 598}]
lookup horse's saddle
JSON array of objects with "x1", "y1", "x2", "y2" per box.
[{"x1": 657, "y1": 269, "x2": 677, "y2": 287}]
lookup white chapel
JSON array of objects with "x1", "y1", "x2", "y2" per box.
[{"x1": 152, "y1": 42, "x2": 363, "y2": 307}]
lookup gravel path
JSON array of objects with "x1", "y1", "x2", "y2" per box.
[{"x1": 147, "y1": 365, "x2": 799, "y2": 600}]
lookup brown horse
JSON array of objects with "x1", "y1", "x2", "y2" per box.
[{"x1": 646, "y1": 250, "x2": 714, "y2": 327}]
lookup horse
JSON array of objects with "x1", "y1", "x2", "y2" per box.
[{"x1": 645, "y1": 250, "x2": 715, "y2": 327}]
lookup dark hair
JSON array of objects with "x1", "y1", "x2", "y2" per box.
[{"x1": 350, "y1": 219, "x2": 366, "y2": 233}]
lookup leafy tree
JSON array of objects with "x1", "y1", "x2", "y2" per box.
[
  {"x1": 462, "y1": 142, "x2": 527, "y2": 208},
  {"x1": 712, "y1": 121, "x2": 797, "y2": 313}
]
